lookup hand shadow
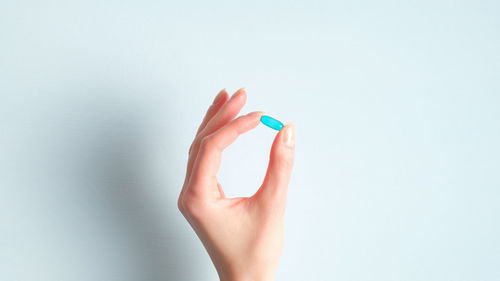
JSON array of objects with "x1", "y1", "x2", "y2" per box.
[{"x1": 67, "y1": 94, "x2": 206, "y2": 281}]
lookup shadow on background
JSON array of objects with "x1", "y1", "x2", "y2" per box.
[{"x1": 65, "y1": 92, "x2": 201, "y2": 281}]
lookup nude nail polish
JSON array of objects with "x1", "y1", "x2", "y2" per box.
[{"x1": 283, "y1": 123, "x2": 295, "y2": 148}]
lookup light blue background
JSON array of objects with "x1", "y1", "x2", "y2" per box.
[{"x1": 1, "y1": 1, "x2": 499, "y2": 280}]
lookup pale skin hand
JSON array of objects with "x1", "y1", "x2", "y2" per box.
[{"x1": 178, "y1": 88, "x2": 295, "y2": 281}]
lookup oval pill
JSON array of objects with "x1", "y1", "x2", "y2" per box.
[{"x1": 260, "y1": 115, "x2": 284, "y2": 131}]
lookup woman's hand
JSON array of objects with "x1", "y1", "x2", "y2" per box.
[{"x1": 178, "y1": 88, "x2": 295, "y2": 281}]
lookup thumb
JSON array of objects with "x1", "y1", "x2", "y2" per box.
[{"x1": 258, "y1": 123, "x2": 296, "y2": 200}]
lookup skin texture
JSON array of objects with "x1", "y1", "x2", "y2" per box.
[{"x1": 178, "y1": 88, "x2": 296, "y2": 281}]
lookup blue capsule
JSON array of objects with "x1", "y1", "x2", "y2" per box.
[{"x1": 260, "y1": 115, "x2": 284, "y2": 131}]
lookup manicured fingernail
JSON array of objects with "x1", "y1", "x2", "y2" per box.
[
  {"x1": 247, "y1": 111, "x2": 265, "y2": 118},
  {"x1": 232, "y1": 88, "x2": 246, "y2": 98},
  {"x1": 212, "y1": 89, "x2": 227, "y2": 105},
  {"x1": 282, "y1": 123, "x2": 295, "y2": 148}
]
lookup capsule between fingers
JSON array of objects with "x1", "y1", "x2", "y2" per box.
[{"x1": 260, "y1": 115, "x2": 284, "y2": 131}]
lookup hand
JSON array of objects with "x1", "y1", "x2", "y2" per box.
[{"x1": 178, "y1": 88, "x2": 296, "y2": 281}]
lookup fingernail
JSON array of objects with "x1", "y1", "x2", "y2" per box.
[
  {"x1": 212, "y1": 89, "x2": 226, "y2": 105},
  {"x1": 282, "y1": 123, "x2": 295, "y2": 148},
  {"x1": 232, "y1": 87, "x2": 246, "y2": 98},
  {"x1": 247, "y1": 111, "x2": 264, "y2": 117}
]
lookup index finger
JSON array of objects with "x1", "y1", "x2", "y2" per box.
[{"x1": 187, "y1": 111, "x2": 264, "y2": 196}]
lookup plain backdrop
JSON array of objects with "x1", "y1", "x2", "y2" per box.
[{"x1": 1, "y1": 1, "x2": 499, "y2": 280}]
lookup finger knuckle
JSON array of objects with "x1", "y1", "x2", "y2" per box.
[
  {"x1": 277, "y1": 152, "x2": 294, "y2": 170},
  {"x1": 177, "y1": 196, "x2": 185, "y2": 213},
  {"x1": 189, "y1": 136, "x2": 202, "y2": 155},
  {"x1": 200, "y1": 135, "x2": 215, "y2": 151},
  {"x1": 180, "y1": 192, "x2": 206, "y2": 220}
]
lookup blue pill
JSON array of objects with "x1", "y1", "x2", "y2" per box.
[{"x1": 260, "y1": 115, "x2": 284, "y2": 131}]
